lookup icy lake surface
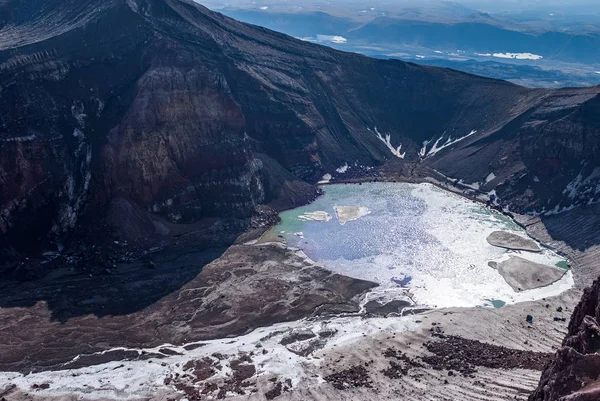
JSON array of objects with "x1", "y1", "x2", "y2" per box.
[{"x1": 274, "y1": 182, "x2": 573, "y2": 308}]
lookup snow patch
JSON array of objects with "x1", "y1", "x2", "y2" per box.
[
  {"x1": 334, "y1": 206, "x2": 371, "y2": 225},
  {"x1": 425, "y1": 130, "x2": 477, "y2": 157},
  {"x1": 544, "y1": 204, "x2": 577, "y2": 216},
  {"x1": 370, "y1": 127, "x2": 406, "y2": 159},
  {"x1": 432, "y1": 168, "x2": 458, "y2": 183},
  {"x1": 485, "y1": 172, "x2": 496, "y2": 184},
  {"x1": 1, "y1": 135, "x2": 37, "y2": 142},
  {"x1": 419, "y1": 140, "x2": 430, "y2": 157},
  {"x1": 0, "y1": 314, "x2": 417, "y2": 401},
  {"x1": 561, "y1": 166, "x2": 600, "y2": 200},
  {"x1": 564, "y1": 172, "x2": 584, "y2": 199},
  {"x1": 458, "y1": 179, "x2": 480, "y2": 190},
  {"x1": 318, "y1": 173, "x2": 332, "y2": 184},
  {"x1": 477, "y1": 189, "x2": 499, "y2": 205},
  {"x1": 336, "y1": 163, "x2": 349, "y2": 174},
  {"x1": 298, "y1": 211, "x2": 332, "y2": 222}
]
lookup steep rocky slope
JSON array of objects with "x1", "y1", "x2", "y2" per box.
[
  {"x1": 1, "y1": 0, "x2": 600, "y2": 264},
  {"x1": 530, "y1": 277, "x2": 600, "y2": 401}
]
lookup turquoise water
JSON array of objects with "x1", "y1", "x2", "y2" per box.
[
  {"x1": 488, "y1": 299, "x2": 506, "y2": 308},
  {"x1": 277, "y1": 183, "x2": 430, "y2": 262},
  {"x1": 271, "y1": 182, "x2": 573, "y2": 308}
]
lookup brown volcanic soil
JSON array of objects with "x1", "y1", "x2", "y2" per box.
[{"x1": 0, "y1": 241, "x2": 375, "y2": 373}]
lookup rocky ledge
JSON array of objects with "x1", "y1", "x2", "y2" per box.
[
  {"x1": 487, "y1": 231, "x2": 541, "y2": 252},
  {"x1": 494, "y1": 256, "x2": 566, "y2": 292},
  {"x1": 530, "y1": 277, "x2": 600, "y2": 401}
]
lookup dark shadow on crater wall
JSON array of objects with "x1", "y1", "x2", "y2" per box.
[
  {"x1": 0, "y1": 225, "x2": 236, "y2": 373},
  {"x1": 0, "y1": 231, "x2": 239, "y2": 323},
  {"x1": 540, "y1": 202, "x2": 600, "y2": 252}
]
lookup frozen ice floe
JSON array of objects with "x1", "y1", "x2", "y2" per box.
[
  {"x1": 299, "y1": 211, "x2": 332, "y2": 222},
  {"x1": 333, "y1": 206, "x2": 371, "y2": 225}
]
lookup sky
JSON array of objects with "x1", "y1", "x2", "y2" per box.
[
  {"x1": 201, "y1": 0, "x2": 600, "y2": 15},
  {"x1": 456, "y1": 0, "x2": 600, "y2": 12}
]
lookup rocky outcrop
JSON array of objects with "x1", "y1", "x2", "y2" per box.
[
  {"x1": 487, "y1": 231, "x2": 541, "y2": 252},
  {"x1": 495, "y1": 256, "x2": 565, "y2": 292},
  {"x1": 2, "y1": 0, "x2": 600, "y2": 263},
  {"x1": 529, "y1": 278, "x2": 600, "y2": 401}
]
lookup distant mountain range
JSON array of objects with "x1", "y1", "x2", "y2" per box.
[
  {"x1": 223, "y1": 9, "x2": 600, "y2": 62},
  {"x1": 218, "y1": 7, "x2": 600, "y2": 87},
  {"x1": 348, "y1": 18, "x2": 600, "y2": 64}
]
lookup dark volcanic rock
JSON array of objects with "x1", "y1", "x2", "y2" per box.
[
  {"x1": 381, "y1": 347, "x2": 424, "y2": 379},
  {"x1": 423, "y1": 335, "x2": 552, "y2": 376},
  {"x1": 325, "y1": 365, "x2": 373, "y2": 390},
  {"x1": 530, "y1": 278, "x2": 600, "y2": 401},
  {"x1": 2, "y1": 0, "x2": 600, "y2": 260},
  {"x1": 265, "y1": 382, "x2": 283, "y2": 400},
  {"x1": 364, "y1": 299, "x2": 411, "y2": 315},
  {"x1": 182, "y1": 357, "x2": 220, "y2": 380},
  {"x1": 279, "y1": 330, "x2": 316, "y2": 346},
  {"x1": 169, "y1": 353, "x2": 257, "y2": 399}
]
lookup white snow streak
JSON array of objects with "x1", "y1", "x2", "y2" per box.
[
  {"x1": 485, "y1": 172, "x2": 496, "y2": 184},
  {"x1": 370, "y1": 127, "x2": 406, "y2": 159},
  {"x1": 336, "y1": 163, "x2": 349, "y2": 173},
  {"x1": 458, "y1": 179, "x2": 480, "y2": 190},
  {"x1": 318, "y1": 173, "x2": 332, "y2": 184},
  {"x1": 1, "y1": 135, "x2": 37, "y2": 142},
  {"x1": 419, "y1": 140, "x2": 430, "y2": 157},
  {"x1": 0, "y1": 315, "x2": 418, "y2": 401},
  {"x1": 425, "y1": 130, "x2": 477, "y2": 157}
]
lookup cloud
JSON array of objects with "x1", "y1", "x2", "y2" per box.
[
  {"x1": 492, "y1": 52, "x2": 543, "y2": 60},
  {"x1": 316, "y1": 34, "x2": 347, "y2": 44}
]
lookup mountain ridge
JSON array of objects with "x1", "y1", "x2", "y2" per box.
[{"x1": 1, "y1": 0, "x2": 600, "y2": 262}]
